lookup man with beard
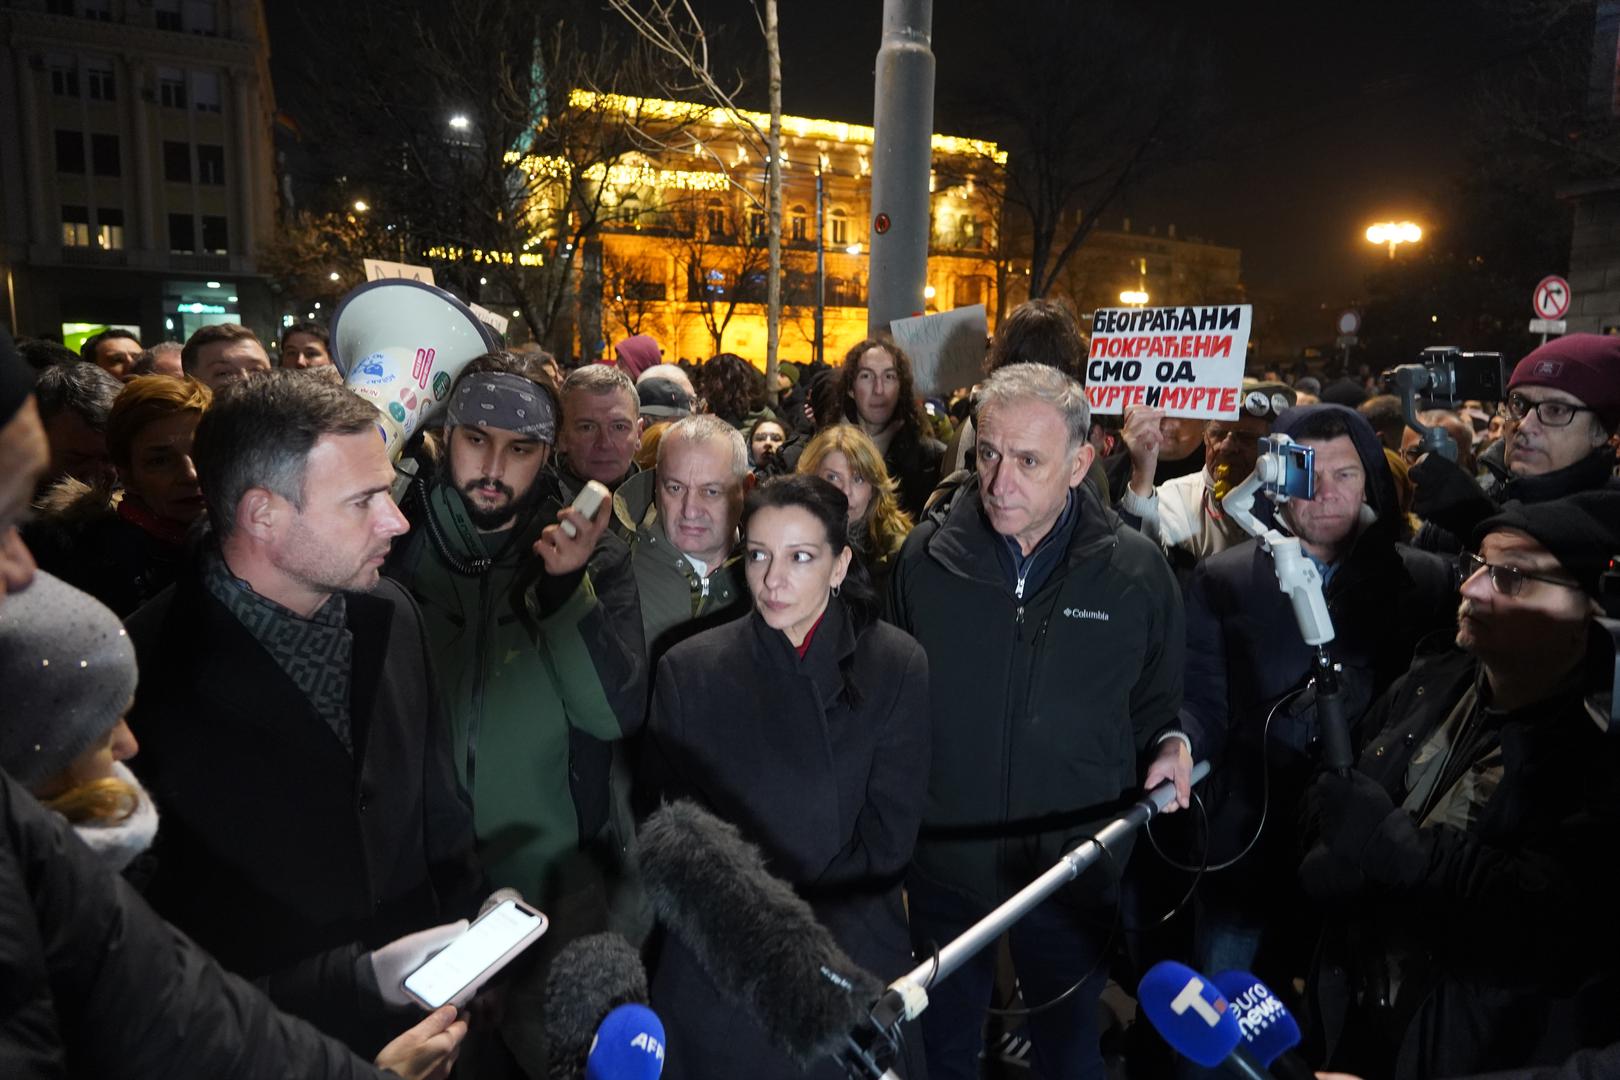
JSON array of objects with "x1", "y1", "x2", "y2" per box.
[
  {"x1": 124, "y1": 371, "x2": 483, "y2": 1054},
  {"x1": 384, "y1": 352, "x2": 647, "y2": 1072}
]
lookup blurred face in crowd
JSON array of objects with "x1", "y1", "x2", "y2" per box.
[
  {"x1": 91, "y1": 336, "x2": 142, "y2": 382},
  {"x1": 746, "y1": 505, "x2": 851, "y2": 647},
  {"x1": 1457, "y1": 529, "x2": 1592, "y2": 675},
  {"x1": 32, "y1": 712, "x2": 139, "y2": 800},
  {"x1": 657, "y1": 433, "x2": 745, "y2": 568},
  {"x1": 851, "y1": 347, "x2": 900, "y2": 429},
  {"x1": 280, "y1": 331, "x2": 333, "y2": 371},
  {"x1": 1158, "y1": 416, "x2": 1206, "y2": 461},
  {"x1": 560, "y1": 387, "x2": 641, "y2": 486},
  {"x1": 0, "y1": 398, "x2": 48, "y2": 603},
  {"x1": 976, "y1": 396, "x2": 1092, "y2": 556},
  {"x1": 43, "y1": 409, "x2": 115, "y2": 490},
  {"x1": 1204, "y1": 415, "x2": 1269, "y2": 480},
  {"x1": 1281, "y1": 435, "x2": 1365, "y2": 561},
  {"x1": 447, "y1": 423, "x2": 550, "y2": 531},
  {"x1": 120, "y1": 412, "x2": 205, "y2": 527},
  {"x1": 257, "y1": 432, "x2": 408, "y2": 606},
  {"x1": 1503, "y1": 387, "x2": 1609, "y2": 478},
  {"x1": 813, "y1": 449, "x2": 874, "y2": 525},
  {"x1": 146, "y1": 343, "x2": 184, "y2": 378},
  {"x1": 195, "y1": 337, "x2": 272, "y2": 392},
  {"x1": 750, "y1": 421, "x2": 786, "y2": 460}
]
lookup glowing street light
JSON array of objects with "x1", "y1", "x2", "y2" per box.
[
  {"x1": 924, "y1": 285, "x2": 937, "y2": 300},
  {"x1": 448, "y1": 114, "x2": 471, "y2": 131},
  {"x1": 328, "y1": 271, "x2": 341, "y2": 281},
  {"x1": 1119, "y1": 289, "x2": 1150, "y2": 306},
  {"x1": 352, "y1": 200, "x2": 370, "y2": 212},
  {"x1": 1366, "y1": 221, "x2": 1422, "y2": 259}
]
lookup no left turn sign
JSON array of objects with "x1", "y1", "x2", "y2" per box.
[{"x1": 1533, "y1": 275, "x2": 1571, "y2": 320}]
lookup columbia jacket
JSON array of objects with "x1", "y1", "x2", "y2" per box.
[{"x1": 889, "y1": 476, "x2": 1184, "y2": 906}]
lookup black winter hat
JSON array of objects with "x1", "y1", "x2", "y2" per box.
[{"x1": 1472, "y1": 489, "x2": 1620, "y2": 599}]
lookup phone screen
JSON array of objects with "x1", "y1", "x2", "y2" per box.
[
  {"x1": 403, "y1": 900, "x2": 545, "y2": 1008},
  {"x1": 1259, "y1": 438, "x2": 1314, "y2": 502}
]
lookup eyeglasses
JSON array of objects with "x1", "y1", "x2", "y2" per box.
[
  {"x1": 1458, "y1": 551, "x2": 1583, "y2": 597},
  {"x1": 1505, "y1": 392, "x2": 1596, "y2": 429}
]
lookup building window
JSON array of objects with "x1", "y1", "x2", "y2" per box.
[
  {"x1": 197, "y1": 144, "x2": 225, "y2": 185},
  {"x1": 830, "y1": 208, "x2": 848, "y2": 246},
  {"x1": 955, "y1": 276, "x2": 988, "y2": 307},
  {"x1": 163, "y1": 141, "x2": 191, "y2": 182},
  {"x1": 192, "y1": 71, "x2": 221, "y2": 113},
  {"x1": 155, "y1": 0, "x2": 181, "y2": 30},
  {"x1": 790, "y1": 206, "x2": 806, "y2": 242},
  {"x1": 85, "y1": 65, "x2": 115, "y2": 102},
  {"x1": 81, "y1": 0, "x2": 112, "y2": 19},
  {"x1": 158, "y1": 68, "x2": 186, "y2": 108},
  {"x1": 705, "y1": 198, "x2": 726, "y2": 238},
  {"x1": 96, "y1": 208, "x2": 124, "y2": 250},
  {"x1": 91, "y1": 134, "x2": 120, "y2": 177},
  {"x1": 184, "y1": 0, "x2": 218, "y2": 35},
  {"x1": 201, "y1": 215, "x2": 229, "y2": 253},
  {"x1": 54, "y1": 130, "x2": 85, "y2": 174},
  {"x1": 747, "y1": 209, "x2": 765, "y2": 239},
  {"x1": 48, "y1": 56, "x2": 78, "y2": 97},
  {"x1": 168, "y1": 213, "x2": 195, "y2": 253},
  {"x1": 61, "y1": 205, "x2": 91, "y2": 248}
]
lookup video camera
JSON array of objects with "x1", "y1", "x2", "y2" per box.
[{"x1": 1385, "y1": 346, "x2": 1506, "y2": 462}]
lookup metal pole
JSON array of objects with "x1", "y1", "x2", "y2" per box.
[
  {"x1": 867, "y1": 0, "x2": 935, "y2": 337},
  {"x1": 815, "y1": 166, "x2": 826, "y2": 365}
]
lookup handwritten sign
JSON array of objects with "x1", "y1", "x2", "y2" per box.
[
  {"x1": 1086, "y1": 304, "x2": 1251, "y2": 419},
  {"x1": 363, "y1": 259, "x2": 436, "y2": 286},
  {"x1": 889, "y1": 304, "x2": 988, "y2": 396},
  {"x1": 468, "y1": 302, "x2": 511, "y2": 338}
]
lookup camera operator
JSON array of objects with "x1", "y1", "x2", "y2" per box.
[
  {"x1": 1410, "y1": 335, "x2": 1620, "y2": 549},
  {"x1": 1301, "y1": 489, "x2": 1620, "y2": 1079}
]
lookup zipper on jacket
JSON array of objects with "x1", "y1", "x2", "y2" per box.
[{"x1": 1015, "y1": 569, "x2": 1029, "y2": 599}]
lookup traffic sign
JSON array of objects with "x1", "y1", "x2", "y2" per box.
[
  {"x1": 1529, "y1": 318, "x2": 1568, "y2": 336},
  {"x1": 1336, "y1": 310, "x2": 1361, "y2": 335},
  {"x1": 1533, "y1": 275, "x2": 1571, "y2": 320}
]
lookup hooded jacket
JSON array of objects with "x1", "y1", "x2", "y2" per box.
[
  {"x1": 889, "y1": 475, "x2": 1184, "y2": 907},
  {"x1": 22, "y1": 478, "x2": 188, "y2": 617}
]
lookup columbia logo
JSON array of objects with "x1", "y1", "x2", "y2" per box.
[{"x1": 1063, "y1": 608, "x2": 1110, "y2": 621}]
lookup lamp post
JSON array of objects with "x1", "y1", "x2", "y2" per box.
[
  {"x1": 1119, "y1": 289, "x2": 1149, "y2": 307},
  {"x1": 1365, "y1": 221, "x2": 1422, "y2": 259}
]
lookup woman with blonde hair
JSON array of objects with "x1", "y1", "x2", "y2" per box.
[{"x1": 797, "y1": 423, "x2": 913, "y2": 594}]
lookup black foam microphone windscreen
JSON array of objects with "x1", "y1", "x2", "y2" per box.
[
  {"x1": 543, "y1": 932, "x2": 649, "y2": 1080},
  {"x1": 638, "y1": 800, "x2": 882, "y2": 1066}
]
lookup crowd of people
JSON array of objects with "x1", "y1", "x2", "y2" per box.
[{"x1": 3, "y1": 302, "x2": 1620, "y2": 1080}]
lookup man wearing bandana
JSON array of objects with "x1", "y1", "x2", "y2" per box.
[{"x1": 384, "y1": 350, "x2": 648, "y2": 1068}]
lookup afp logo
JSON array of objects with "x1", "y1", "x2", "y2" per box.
[{"x1": 629, "y1": 1030, "x2": 666, "y2": 1063}]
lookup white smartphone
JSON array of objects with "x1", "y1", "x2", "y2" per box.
[
  {"x1": 558, "y1": 479, "x2": 611, "y2": 539},
  {"x1": 401, "y1": 898, "x2": 549, "y2": 1009}
]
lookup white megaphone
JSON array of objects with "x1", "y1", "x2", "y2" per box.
[{"x1": 329, "y1": 279, "x2": 502, "y2": 458}]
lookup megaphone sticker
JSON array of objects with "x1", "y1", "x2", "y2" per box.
[{"x1": 433, "y1": 370, "x2": 451, "y2": 402}]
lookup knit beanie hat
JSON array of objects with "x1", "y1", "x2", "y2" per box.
[
  {"x1": 0, "y1": 571, "x2": 138, "y2": 786},
  {"x1": 1508, "y1": 334, "x2": 1620, "y2": 431},
  {"x1": 1472, "y1": 489, "x2": 1620, "y2": 599},
  {"x1": 0, "y1": 324, "x2": 32, "y2": 428}
]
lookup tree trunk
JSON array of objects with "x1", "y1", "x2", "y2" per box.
[{"x1": 765, "y1": 0, "x2": 783, "y2": 406}]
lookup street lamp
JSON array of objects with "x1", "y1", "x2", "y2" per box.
[
  {"x1": 328, "y1": 271, "x2": 341, "y2": 282},
  {"x1": 1366, "y1": 221, "x2": 1422, "y2": 259},
  {"x1": 353, "y1": 200, "x2": 370, "y2": 213},
  {"x1": 1119, "y1": 289, "x2": 1149, "y2": 306},
  {"x1": 448, "y1": 114, "x2": 471, "y2": 131}
]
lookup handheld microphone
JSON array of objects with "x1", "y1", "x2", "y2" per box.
[
  {"x1": 544, "y1": 932, "x2": 650, "y2": 1080},
  {"x1": 1210, "y1": 971, "x2": 1315, "y2": 1080},
  {"x1": 637, "y1": 800, "x2": 885, "y2": 1067},
  {"x1": 585, "y1": 1003, "x2": 666, "y2": 1080},
  {"x1": 1136, "y1": 961, "x2": 1276, "y2": 1079}
]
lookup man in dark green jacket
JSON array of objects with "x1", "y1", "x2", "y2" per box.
[
  {"x1": 384, "y1": 352, "x2": 647, "y2": 1069},
  {"x1": 890, "y1": 363, "x2": 1190, "y2": 1080}
]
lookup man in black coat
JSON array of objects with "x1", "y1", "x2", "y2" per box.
[
  {"x1": 125, "y1": 372, "x2": 482, "y2": 1055},
  {"x1": 1301, "y1": 490, "x2": 1620, "y2": 1079},
  {"x1": 1179, "y1": 404, "x2": 1456, "y2": 985}
]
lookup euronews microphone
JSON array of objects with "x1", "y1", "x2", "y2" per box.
[
  {"x1": 1210, "y1": 971, "x2": 1315, "y2": 1080},
  {"x1": 544, "y1": 932, "x2": 657, "y2": 1080},
  {"x1": 585, "y1": 1004, "x2": 666, "y2": 1080},
  {"x1": 1137, "y1": 961, "x2": 1276, "y2": 1080}
]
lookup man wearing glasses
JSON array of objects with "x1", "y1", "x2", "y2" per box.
[
  {"x1": 1302, "y1": 489, "x2": 1620, "y2": 1079},
  {"x1": 1412, "y1": 334, "x2": 1620, "y2": 548}
]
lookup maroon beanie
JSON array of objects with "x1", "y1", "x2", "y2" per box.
[{"x1": 1508, "y1": 333, "x2": 1620, "y2": 431}]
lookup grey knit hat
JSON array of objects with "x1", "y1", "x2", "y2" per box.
[{"x1": 0, "y1": 571, "x2": 138, "y2": 786}]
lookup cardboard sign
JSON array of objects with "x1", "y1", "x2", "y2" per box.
[
  {"x1": 363, "y1": 259, "x2": 436, "y2": 286},
  {"x1": 469, "y1": 302, "x2": 511, "y2": 338},
  {"x1": 1086, "y1": 304, "x2": 1252, "y2": 419},
  {"x1": 889, "y1": 304, "x2": 988, "y2": 395}
]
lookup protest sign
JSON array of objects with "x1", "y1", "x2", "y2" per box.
[
  {"x1": 890, "y1": 304, "x2": 988, "y2": 396},
  {"x1": 1086, "y1": 304, "x2": 1251, "y2": 419},
  {"x1": 363, "y1": 259, "x2": 436, "y2": 286}
]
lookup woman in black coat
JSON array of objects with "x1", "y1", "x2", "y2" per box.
[{"x1": 640, "y1": 474, "x2": 931, "y2": 1080}]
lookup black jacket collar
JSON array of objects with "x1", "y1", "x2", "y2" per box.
[{"x1": 925, "y1": 475, "x2": 1118, "y2": 590}]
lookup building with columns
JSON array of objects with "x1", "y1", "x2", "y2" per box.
[{"x1": 0, "y1": 0, "x2": 276, "y2": 350}]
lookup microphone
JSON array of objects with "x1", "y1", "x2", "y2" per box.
[
  {"x1": 1210, "y1": 971, "x2": 1315, "y2": 1080},
  {"x1": 544, "y1": 932, "x2": 650, "y2": 1080},
  {"x1": 1136, "y1": 961, "x2": 1276, "y2": 1080},
  {"x1": 585, "y1": 1003, "x2": 666, "y2": 1080},
  {"x1": 637, "y1": 800, "x2": 885, "y2": 1067}
]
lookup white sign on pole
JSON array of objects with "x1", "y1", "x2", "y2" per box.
[
  {"x1": 889, "y1": 304, "x2": 988, "y2": 396},
  {"x1": 1532, "y1": 275, "x2": 1571, "y2": 320},
  {"x1": 1528, "y1": 318, "x2": 1568, "y2": 336},
  {"x1": 1085, "y1": 304, "x2": 1253, "y2": 419},
  {"x1": 1336, "y1": 310, "x2": 1361, "y2": 335},
  {"x1": 364, "y1": 259, "x2": 437, "y2": 286}
]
